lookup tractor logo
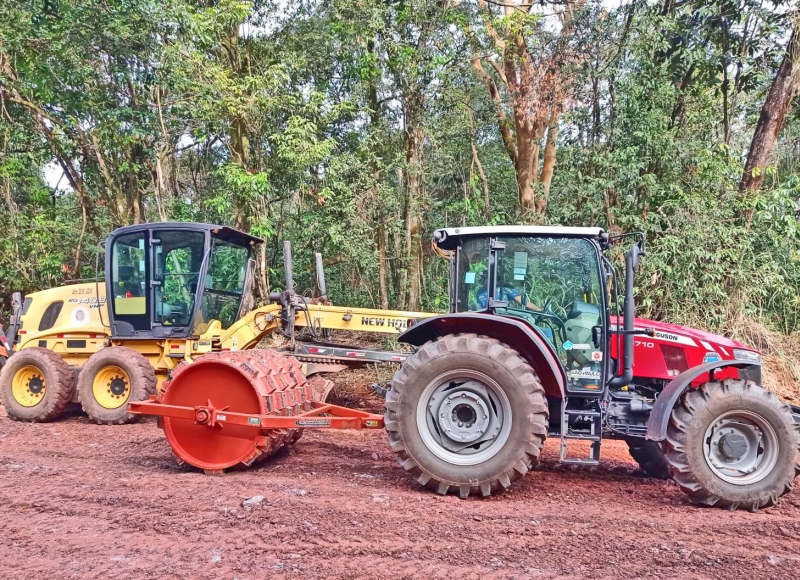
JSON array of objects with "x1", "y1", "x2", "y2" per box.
[{"x1": 563, "y1": 341, "x2": 574, "y2": 350}]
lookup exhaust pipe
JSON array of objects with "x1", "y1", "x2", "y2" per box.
[
  {"x1": 268, "y1": 241, "x2": 296, "y2": 305},
  {"x1": 283, "y1": 240, "x2": 294, "y2": 292},
  {"x1": 609, "y1": 243, "x2": 644, "y2": 388},
  {"x1": 315, "y1": 252, "x2": 327, "y2": 300}
]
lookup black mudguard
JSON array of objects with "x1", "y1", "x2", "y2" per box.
[{"x1": 646, "y1": 360, "x2": 764, "y2": 442}]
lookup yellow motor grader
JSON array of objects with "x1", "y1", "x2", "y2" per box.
[{"x1": 0, "y1": 222, "x2": 432, "y2": 424}]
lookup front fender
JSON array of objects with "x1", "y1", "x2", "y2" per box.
[
  {"x1": 646, "y1": 360, "x2": 763, "y2": 442},
  {"x1": 398, "y1": 313, "x2": 566, "y2": 399}
]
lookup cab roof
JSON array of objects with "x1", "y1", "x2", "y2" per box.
[
  {"x1": 432, "y1": 225, "x2": 606, "y2": 251},
  {"x1": 109, "y1": 222, "x2": 263, "y2": 247}
]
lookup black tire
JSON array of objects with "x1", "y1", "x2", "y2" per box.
[
  {"x1": 385, "y1": 333, "x2": 549, "y2": 498},
  {"x1": 663, "y1": 379, "x2": 800, "y2": 511},
  {"x1": 77, "y1": 347, "x2": 156, "y2": 425},
  {"x1": 626, "y1": 438, "x2": 671, "y2": 479},
  {"x1": 0, "y1": 347, "x2": 74, "y2": 422}
]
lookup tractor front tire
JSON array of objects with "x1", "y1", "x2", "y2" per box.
[
  {"x1": 0, "y1": 348, "x2": 74, "y2": 422},
  {"x1": 77, "y1": 347, "x2": 156, "y2": 425},
  {"x1": 385, "y1": 334, "x2": 548, "y2": 498},
  {"x1": 626, "y1": 438, "x2": 671, "y2": 479},
  {"x1": 663, "y1": 379, "x2": 800, "y2": 511}
]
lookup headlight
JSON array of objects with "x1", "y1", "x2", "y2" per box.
[{"x1": 733, "y1": 349, "x2": 762, "y2": 364}]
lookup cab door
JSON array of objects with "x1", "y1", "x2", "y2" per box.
[
  {"x1": 108, "y1": 230, "x2": 150, "y2": 336},
  {"x1": 149, "y1": 229, "x2": 207, "y2": 339}
]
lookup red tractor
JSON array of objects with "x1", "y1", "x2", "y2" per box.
[{"x1": 386, "y1": 226, "x2": 800, "y2": 510}]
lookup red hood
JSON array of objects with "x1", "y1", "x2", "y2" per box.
[{"x1": 611, "y1": 316, "x2": 754, "y2": 352}]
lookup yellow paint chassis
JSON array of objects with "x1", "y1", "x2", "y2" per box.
[{"x1": 12, "y1": 282, "x2": 431, "y2": 394}]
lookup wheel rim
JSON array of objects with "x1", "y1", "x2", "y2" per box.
[
  {"x1": 93, "y1": 365, "x2": 131, "y2": 409},
  {"x1": 416, "y1": 370, "x2": 512, "y2": 466},
  {"x1": 703, "y1": 410, "x2": 779, "y2": 485},
  {"x1": 11, "y1": 365, "x2": 46, "y2": 407}
]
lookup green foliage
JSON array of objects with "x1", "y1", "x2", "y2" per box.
[{"x1": 1, "y1": 0, "x2": 799, "y2": 340}]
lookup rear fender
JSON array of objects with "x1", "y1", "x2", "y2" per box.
[
  {"x1": 646, "y1": 360, "x2": 763, "y2": 442},
  {"x1": 398, "y1": 313, "x2": 566, "y2": 399}
]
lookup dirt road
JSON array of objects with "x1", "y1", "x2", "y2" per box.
[{"x1": 1, "y1": 404, "x2": 799, "y2": 580}]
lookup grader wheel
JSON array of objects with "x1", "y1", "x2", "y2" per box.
[
  {"x1": 77, "y1": 347, "x2": 156, "y2": 425},
  {"x1": 158, "y1": 350, "x2": 327, "y2": 473},
  {"x1": 0, "y1": 347, "x2": 74, "y2": 422}
]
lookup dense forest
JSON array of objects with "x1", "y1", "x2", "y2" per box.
[{"x1": 1, "y1": 0, "x2": 799, "y2": 345}]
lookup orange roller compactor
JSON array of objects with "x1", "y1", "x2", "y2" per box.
[{"x1": 139, "y1": 349, "x2": 383, "y2": 474}]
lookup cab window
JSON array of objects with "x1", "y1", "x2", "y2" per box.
[
  {"x1": 454, "y1": 237, "x2": 490, "y2": 312},
  {"x1": 198, "y1": 239, "x2": 250, "y2": 330},
  {"x1": 111, "y1": 232, "x2": 148, "y2": 330},
  {"x1": 153, "y1": 231, "x2": 205, "y2": 327},
  {"x1": 495, "y1": 236, "x2": 605, "y2": 388}
]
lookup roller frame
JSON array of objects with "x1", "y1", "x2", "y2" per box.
[{"x1": 130, "y1": 396, "x2": 384, "y2": 433}]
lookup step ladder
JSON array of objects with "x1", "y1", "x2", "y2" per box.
[{"x1": 559, "y1": 406, "x2": 602, "y2": 466}]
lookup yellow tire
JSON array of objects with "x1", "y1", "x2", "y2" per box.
[
  {"x1": 0, "y1": 348, "x2": 74, "y2": 422},
  {"x1": 77, "y1": 347, "x2": 156, "y2": 425}
]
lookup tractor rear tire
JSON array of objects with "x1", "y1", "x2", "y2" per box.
[
  {"x1": 385, "y1": 333, "x2": 548, "y2": 498},
  {"x1": 663, "y1": 379, "x2": 800, "y2": 511},
  {"x1": 626, "y1": 438, "x2": 670, "y2": 479},
  {"x1": 0, "y1": 348, "x2": 74, "y2": 422},
  {"x1": 77, "y1": 347, "x2": 156, "y2": 425}
]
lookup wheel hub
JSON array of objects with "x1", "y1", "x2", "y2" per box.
[
  {"x1": 435, "y1": 391, "x2": 490, "y2": 444},
  {"x1": 11, "y1": 365, "x2": 46, "y2": 407},
  {"x1": 93, "y1": 365, "x2": 131, "y2": 409},
  {"x1": 703, "y1": 411, "x2": 778, "y2": 485},
  {"x1": 109, "y1": 378, "x2": 127, "y2": 396},
  {"x1": 718, "y1": 432, "x2": 748, "y2": 460},
  {"x1": 418, "y1": 373, "x2": 512, "y2": 466},
  {"x1": 28, "y1": 377, "x2": 44, "y2": 395}
]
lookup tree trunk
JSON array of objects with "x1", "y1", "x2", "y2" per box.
[
  {"x1": 378, "y1": 222, "x2": 389, "y2": 309},
  {"x1": 539, "y1": 110, "x2": 561, "y2": 203},
  {"x1": 404, "y1": 114, "x2": 423, "y2": 312},
  {"x1": 740, "y1": 28, "x2": 800, "y2": 197},
  {"x1": 515, "y1": 123, "x2": 536, "y2": 216}
]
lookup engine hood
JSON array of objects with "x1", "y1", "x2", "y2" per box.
[{"x1": 611, "y1": 316, "x2": 756, "y2": 353}]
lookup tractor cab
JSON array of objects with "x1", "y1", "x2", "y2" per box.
[
  {"x1": 437, "y1": 226, "x2": 611, "y2": 394},
  {"x1": 106, "y1": 222, "x2": 261, "y2": 339}
]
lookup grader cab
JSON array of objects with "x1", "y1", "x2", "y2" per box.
[{"x1": 105, "y1": 223, "x2": 257, "y2": 340}]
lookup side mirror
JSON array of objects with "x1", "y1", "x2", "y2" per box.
[{"x1": 591, "y1": 325, "x2": 602, "y2": 348}]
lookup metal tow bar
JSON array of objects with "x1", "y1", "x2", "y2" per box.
[{"x1": 129, "y1": 397, "x2": 385, "y2": 432}]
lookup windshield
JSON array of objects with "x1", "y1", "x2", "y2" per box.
[{"x1": 197, "y1": 238, "x2": 250, "y2": 330}]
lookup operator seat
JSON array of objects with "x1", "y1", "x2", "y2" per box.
[{"x1": 564, "y1": 301, "x2": 601, "y2": 365}]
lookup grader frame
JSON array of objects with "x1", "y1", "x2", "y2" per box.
[{"x1": 0, "y1": 223, "x2": 432, "y2": 424}]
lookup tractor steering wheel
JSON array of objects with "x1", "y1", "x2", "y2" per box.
[{"x1": 528, "y1": 298, "x2": 568, "y2": 343}]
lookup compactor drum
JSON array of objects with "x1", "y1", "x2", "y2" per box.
[{"x1": 156, "y1": 350, "x2": 322, "y2": 473}]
